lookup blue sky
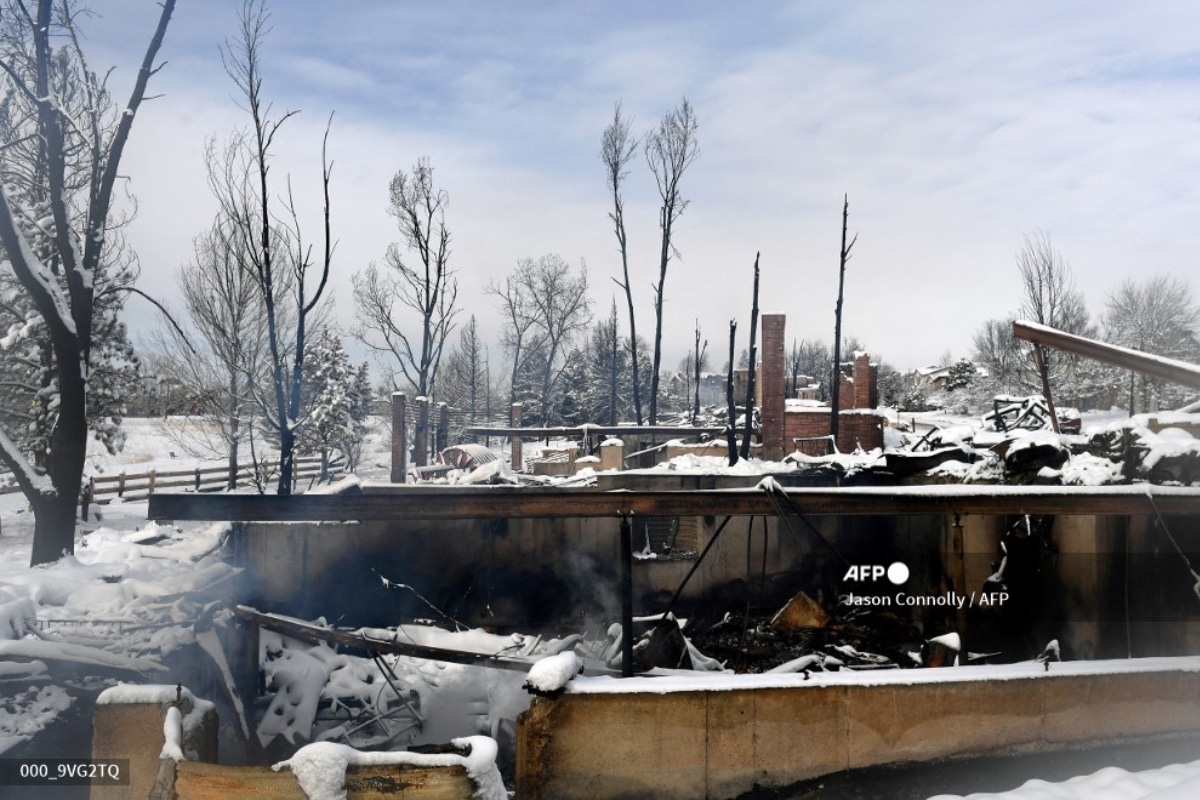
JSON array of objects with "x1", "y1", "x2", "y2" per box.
[{"x1": 87, "y1": 0, "x2": 1200, "y2": 372}]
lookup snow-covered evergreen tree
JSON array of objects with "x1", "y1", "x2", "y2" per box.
[
  {"x1": 299, "y1": 333, "x2": 368, "y2": 480},
  {"x1": 945, "y1": 359, "x2": 977, "y2": 393}
]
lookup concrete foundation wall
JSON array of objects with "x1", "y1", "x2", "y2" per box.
[{"x1": 517, "y1": 658, "x2": 1200, "y2": 799}]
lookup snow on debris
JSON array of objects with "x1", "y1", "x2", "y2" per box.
[
  {"x1": 274, "y1": 735, "x2": 505, "y2": 800},
  {"x1": 0, "y1": 489, "x2": 239, "y2": 751},
  {"x1": 0, "y1": 596, "x2": 42, "y2": 639},
  {"x1": 255, "y1": 624, "x2": 538, "y2": 751},
  {"x1": 1057, "y1": 452, "x2": 1124, "y2": 486},
  {"x1": 928, "y1": 757, "x2": 1200, "y2": 800},
  {"x1": 1140, "y1": 426, "x2": 1200, "y2": 473},
  {"x1": 565, "y1": 655, "x2": 1200, "y2": 695},
  {"x1": 0, "y1": 638, "x2": 167, "y2": 672},
  {"x1": 161, "y1": 706, "x2": 185, "y2": 761},
  {"x1": 523, "y1": 651, "x2": 583, "y2": 696},
  {"x1": 0, "y1": 685, "x2": 71, "y2": 755},
  {"x1": 650, "y1": 452, "x2": 786, "y2": 475}
]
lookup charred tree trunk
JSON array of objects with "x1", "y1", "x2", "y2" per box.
[
  {"x1": 693, "y1": 321, "x2": 706, "y2": 424},
  {"x1": 740, "y1": 254, "x2": 760, "y2": 460},
  {"x1": 0, "y1": 0, "x2": 177, "y2": 565},
  {"x1": 602, "y1": 104, "x2": 643, "y2": 425},
  {"x1": 610, "y1": 317, "x2": 620, "y2": 426},
  {"x1": 29, "y1": 492, "x2": 81, "y2": 567},
  {"x1": 830, "y1": 195, "x2": 856, "y2": 444},
  {"x1": 649, "y1": 220, "x2": 670, "y2": 426},
  {"x1": 726, "y1": 321, "x2": 739, "y2": 467}
]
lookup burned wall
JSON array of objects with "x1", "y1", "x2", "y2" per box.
[
  {"x1": 786, "y1": 408, "x2": 886, "y2": 455},
  {"x1": 229, "y1": 499, "x2": 1200, "y2": 661}
]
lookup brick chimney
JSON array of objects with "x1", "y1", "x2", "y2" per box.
[{"x1": 760, "y1": 314, "x2": 786, "y2": 460}]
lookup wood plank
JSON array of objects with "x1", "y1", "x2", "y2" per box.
[{"x1": 149, "y1": 484, "x2": 1200, "y2": 522}]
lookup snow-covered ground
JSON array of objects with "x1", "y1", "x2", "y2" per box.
[
  {"x1": 1, "y1": 411, "x2": 1198, "y2": 798},
  {"x1": 929, "y1": 758, "x2": 1200, "y2": 800}
]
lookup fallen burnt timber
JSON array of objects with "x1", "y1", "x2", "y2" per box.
[
  {"x1": 231, "y1": 605, "x2": 616, "y2": 674},
  {"x1": 148, "y1": 483, "x2": 1200, "y2": 521},
  {"x1": 1013, "y1": 318, "x2": 1200, "y2": 391}
]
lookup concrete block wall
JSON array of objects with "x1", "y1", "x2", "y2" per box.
[
  {"x1": 91, "y1": 686, "x2": 218, "y2": 800},
  {"x1": 517, "y1": 658, "x2": 1200, "y2": 799}
]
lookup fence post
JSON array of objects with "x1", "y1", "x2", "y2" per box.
[
  {"x1": 510, "y1": 402, "x2": 523, "y2": 473},
  {"x1": 118, "y1": 472, "x2": 126, "y2": 498},
  {"x1": 391, "y1": 392, "x2": 407, "y2": 483},
  {"x1": 147, "y1": 469, "x2": 157, "y2": 496},
  {"x1": 195, "y1": 468, "x2": 201, "y2": 492}
]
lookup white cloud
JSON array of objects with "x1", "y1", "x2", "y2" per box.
[{"x1": 74, "y1": 0, "x2": 1200, "y2": 374}]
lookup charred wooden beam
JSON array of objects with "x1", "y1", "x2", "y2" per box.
[
  {"x1": 148, "y1": 484, "x2": 1200, "y2": 522},
  {"x1": 1013, "y1": 320, "x2": 1200, "y2": 391},
  {"x1": 234, "y1": 605, "x2": 537, "y2": 673}
]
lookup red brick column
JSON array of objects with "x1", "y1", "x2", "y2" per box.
[
  {"x1": 390, "y1": 392, "x2": 407, "y2": 483},
  {"x1": 838, "y1": 373, "x2": 855, "y2": 410},
  {"x1": 854, "y1": 353, "x2": 876, "y2": 409},
  {"x1": 760, "y1": 314, "x2": 786, "y2": 461}
]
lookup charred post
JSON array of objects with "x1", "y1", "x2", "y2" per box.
[
  {"x1": 740, "y1": 253, "x2": 761, "y2": 460},
  {"x1": 831, "y1": 194, "x2": 856, "y2": 442},
  {"x1": 726, "y1": 320, "x2": 740, "y2": 466}
]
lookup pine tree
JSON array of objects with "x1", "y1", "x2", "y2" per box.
[
  {"x1": 299, "y1": 333, "x2": 362, "y2": 482},
  {"x1": 945, "y1": 359, "x2": 977, "y2": 392}
]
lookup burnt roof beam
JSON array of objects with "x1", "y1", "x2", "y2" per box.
[
  {"x1": 1013, "y1": 320, "x2": 1200, "y2": 391},
  {"x1": 147, "y1": 485, "x2": 1200, "y2": 522}
]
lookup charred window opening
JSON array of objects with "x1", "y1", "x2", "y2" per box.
[{"x1": 635, "y1": 516, "x2": 700, "y2": 561}]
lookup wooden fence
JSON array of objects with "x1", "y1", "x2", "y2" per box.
[{"x1": 82, "y1": 454, "x2": 345, "y2": 509}]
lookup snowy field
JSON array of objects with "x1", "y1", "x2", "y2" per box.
[{"x1": 1, "y1": 411, "x2": 1198, "y2": 798}]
